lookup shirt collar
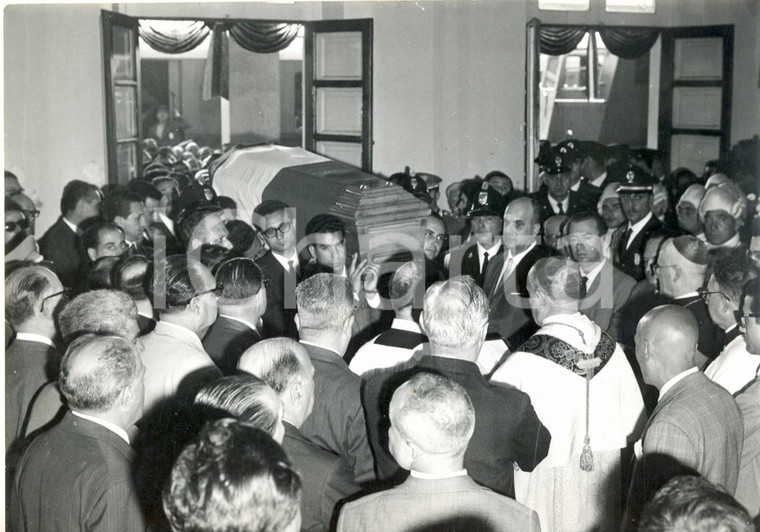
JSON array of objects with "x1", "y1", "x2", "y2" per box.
[
  {"x1": 659, "y1": 366, "x2": 698, "y2": 400},
  {"x1": 477, "y1": 241, "x2": 501, "y2": 258},
  {"x1": 675, "y1": 291, "x2": 701, "y2": 301},
  {"x1": 154, "y1": 320, "x2": 204, "y2": 351},
  {"x1": 707, "y1": 232, "x2": 741, "y2": 250},
  {"x1": 550, "y1": 196, "x2": 570, "y2": 213},
  {"x1": 14, "y1": 332, "x2": 56, "y2": 348},
  {"x1": 158, "y1": 212, "x2": 174, "y2": 234},
  {"x1": 505, "y1": 241, "x2": 537, "y2": 267},
  {"x1": 628, "y1": 211, "x2": 654, "y2": 236},
  {"x1": 390, "y1": 318, "x2": 423, "y2": 334},
  {"x1": 62, "y1": 217, "x2": 78, "y2": 233},
  {"x1": 71, "y1": 411, "x2": 130, "y2": 445},
  {"x1": 272, "y1": 250, "x2": 299, "y2": 271},
  {"x1": 590, "y1": 171, "x2": 607, "y2": 188},
  {"x1": 581, "y1": 258, "x2": 607, "y2": 285},
  {"x1": 411, "y1": 469, "x2": 468, "y2": 480},
  {"x1": 219, "y1": 314, "x2": 259, "y2": 333}
]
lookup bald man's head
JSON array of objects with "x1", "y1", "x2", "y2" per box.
[{"x1": 635, "y1": 305, "x2": 699, "y2": 388}]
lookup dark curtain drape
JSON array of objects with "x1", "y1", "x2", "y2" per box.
[
  {"x1": 539, "y1": 26, "x2": 587, "y2": 56},
  {"x1": 138, "y1": 20, "x2": 211, "y2": 54},
  {"x1": 598, "y1": 27, "x2": 660, "y2": 59},
  {"x1": 203, "y1": 23, "x2": 230, "y2": 100},
  {"x1": 229, "y1": 22, "x2": 300, "y2": 53}
]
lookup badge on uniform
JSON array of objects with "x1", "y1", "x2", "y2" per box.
[
  {"x1": 634, "y1": 253, "x2": 640, "y2": 266},
  {"x1": 626, "y1": 170, "x2": 635, "y2": 182},
  {"x1": 204, "y1": 188, "x2": 214, "y2": 201},
  {"x1": 555, "y1": 156, "x2": 563, "y2": 165},
  {"x1": 478, "y1": 191, "x2": 488, "y2": 205}
]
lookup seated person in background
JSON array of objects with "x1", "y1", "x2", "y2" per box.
[
  {"x1": 445, "y1": 183, "x2": 504, "y2": 288},
  {"x1": 364, "y1": 276, "x2": 551, "y2": 498},
  {"x1": 240, "y1": 338, "x2": 361, "y2": 532},
  {"x1": 163, "y1": 419, "x2": 302, "y2": 532},
  {"x1": 597, "y1": 183, "x2": 627, "y2": 260},
  {"x1": 698, "y1": 182, "x2": 747, "y2": 250},
  {"x1": 339, "y1": 372, "x2": 540, "y2": 532},
  {"x1": 491, "y1": 257, "x2": 644, "y2": 532},
  {"x1": 5, "y1": 266, "x2": 65, "y2": 452},
  {"x1": 542, "y1": 214, "x2": 568, "y2": 256},
  {"x1": 111, "y1": 254, "x2": 156, "y2": 336},
  {"x1": 656, "y1": 235, "x2": 725, "y2": 366},
  {"x1": 39, "y1": 180, "x2": 102, "y2": 287},
  {"x1": 202, "y1": 257, "x2": 266, "y2": 375},
  {"x1": 293, "y1": 274, "x2": 377, "y2": 485},
  {"x1": 10, "y1": 335, "x2": 146, "y2": 531},
  {"x1": 252, "y1": 200, "x2": 301, "y2": 339},
  {"x1": 638, "y1": 476, "x2": 753, "y2": 532},
  {"x1": 102, "y1": 188, "x2": 151, "y2": 257},
  {"x1": 350, "y1": 261, "x2": 428, "y2": 375},
  {"x1": 675, "y1": 184, "x2": 706, "y2": 240},
  {"x1": 703, "y1": 250, "x2": 759, "y2": 394}
]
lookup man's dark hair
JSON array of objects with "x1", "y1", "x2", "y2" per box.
[
  {"x1": 251, "y1": 200, "x2": 291, "y2": 230},
  {"x1": 215, "y1": 257, "x2": 264, "y2": 302},
  {"x1": 177, "y1": 207, "x2": 222, "y2": 250},
  {"x1": 60, "y1": 180, "x2": 100, "y2": 215},
  {"x1": 567, "y1": 212, "x2": 606, "y2": 236},
  {"x1": 163, "y1": 419, "x2": 301, "y2": 532},
  {"x1": 111, "y1": 254, "x2": 150, "y2": 302},
  {"x1": 145, "y1": 255, "x2": 207, "y2": 313},
  {"x1": 127, "y1": 179, "x2": 162, "y2": 203},
  {"x1": 84, "y1": 256, "x2": 120, "y2": 291},
  {"x1": 81, "y1": 222, "x2": 124, "y2": 253},
  {"x1": 484, "y1": 171, "x2": 513, "y2": 185},
  {"x1": 639, "y1": 475, "x2": 753, "y2": 532},
  {"x1": 739, "y1": 277, "x2": 760, "y2": 317},
  {"x1": 711, "y1": 248, "x2": 758, "y2": 304},
  {"x1": 102, "y1": 189, "x2": 143, "y2": 222},
  {"x1": 218, "y1": 196, "x2": 237, "y2": 210},
  {"x1": 226, "y1": 220, "x2": 257, "y2": 254},
  {"x1": 304, "y1": 213, "x2": 345, "y2": 238},
  {"x1": 199, "y1": 244, "x2": 240, "y2": 274}
]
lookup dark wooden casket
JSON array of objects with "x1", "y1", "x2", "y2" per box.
[{"x1": 211, "y1": 145, "x2": 430, "y2": 262}]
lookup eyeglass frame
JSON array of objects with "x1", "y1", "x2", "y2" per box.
[
  {"x1": 5, "y1": 217, "x2": 30, "y2": 232},
  {"x1": 194, "y1": 281, "x2": 224, "y2": 299},
  {"x1": 39, "y1": 289, "x2": 70, "y2": 312},
  {"x1": 700, "y1": 289, "x2": 729, "y2": 303},
  {"x1": 651, "y1": 263, "x2": 677, "y2": 276},
  {"x1": 262, "y1": 221, "x2": 293, "y2": 239},
  {"x1": 734, "y1": 310, "x2": 760, "y2": 327}
]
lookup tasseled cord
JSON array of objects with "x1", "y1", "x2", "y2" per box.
[{"x1": 577, "y1": 356, "x2": 600, "y2": 472}]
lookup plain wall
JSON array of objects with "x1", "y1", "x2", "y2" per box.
[{"x1": 5, "y1": 0, "x2": 758, "y2": 235}]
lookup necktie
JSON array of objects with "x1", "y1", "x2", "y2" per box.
[
  {"x1": 287, "y1": 259, "x2": 296, "y2": 281},
  {"x1": 619, "y1": 226, "x2": 633, "y2": 256},
  {"x1": 494, "y1": 255, "x2": 515, "y2": 298},
  {"x1": 557, "y1": 202, "x2": 565, "y2": 215},
  {"x1": 481, "y1": 251, "x2": 490, "y2": 277},
  {"x1": 580, "y1": 276, "x2": 588, "y2": 298}
]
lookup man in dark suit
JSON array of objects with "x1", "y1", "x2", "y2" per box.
[
  {"x1": 556, "y1": 139, "x2": 602, "y2": 205},
  {"x1": 252, "y1": 200, "x2": 300, "y2": 338},
  {"x1": 293, "y1": 273, "x2": 377, "y2": 485},
  {"x1": 655, "y1": 235, "x2": 725, "y2": 367},
  {"x1": 240, "y1": 338, "x2": 361, "y2": 532},
  {"x1": 128, "y1": 179, "x2": 183, "y2": 256},
  {"x1": 483, "y1": 197, "x2": 551, "y2": 347},
  {"x1": 363, "y1": 276, "x2": 551, "y2": 499},
  {"x1": 612, "y1": 163, "x2": 663, "y2": 281},
  {"x1": 39, "y1": 180, "x2": 102, "y2": 287},
  {"x1": 102, "y1": 188, "x2": 153, "y2": 258},
  {"x1": 532, "y1": 145, "x2": 596, "y2": 224},
  {"x1": 10, "y1": 334, "x2": 146, "y2": 531},
  {"x1": 625, "y1": 306, "x2": 743, "y2": 528},
  {"x1": 202, "y1": 257, "x2": 266, "y2": 374},
  {"x1": 340, "y1": 372, "x2": 540, "y2": 532},
  {"x1": 444, "y1": 183, "x2": 504, "y2": 288},
  {"x1": 567, "y1": 212, "x2": 636, "y2": 338},
  {"x1": 5, "y1": 265, "x2": 65, "y2": 452}
]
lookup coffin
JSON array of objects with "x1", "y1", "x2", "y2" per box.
[{"x1": 211, "y1": 145, "x2": 430, "y2": 262}]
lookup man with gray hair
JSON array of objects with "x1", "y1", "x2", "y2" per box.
[
  {"x1": 5, "y1": 265, "x2": 66, "y2": 451},
  {"x1": 655, "y1": 235, "x2": 724, "y2": 366},
  {"x1": 294, "y1": 273, "x2": 376, "y2": 484},
  {"x1": 364, "y1": 276, "x2": 551, "y2": 499},
  {"x1": 340, "y1": 372, "x2": 540, "y2": 531},
  {"x1": 240, "y1": 338, "x2": 361, "y2": 531},
  {"x1": 10, "y1": 334, "x2": 146, "y2": 531},
  {"x1": 350, "y1": 261, "x2": 428, "y2": 375}
]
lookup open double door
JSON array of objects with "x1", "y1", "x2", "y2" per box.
[{"x1": 102, "y1": 11, "x2": 373, "y2": 184}]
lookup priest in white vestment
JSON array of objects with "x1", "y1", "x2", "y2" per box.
[{"x1": 491, "y1": 256, "x2": 646, "y2": 532}]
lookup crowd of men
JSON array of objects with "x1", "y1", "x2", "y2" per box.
[{"x1": 4, "y1": 135, "x2": 760, "y2": 532}]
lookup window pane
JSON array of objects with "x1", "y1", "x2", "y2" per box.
[
  {"x1": 539, "y1": 0, "x2": 589, "y2": 11},
  {"x1": 316, "y1": 141, "x2": 362, "y2": 168},
  {"x1": 315, "y1": 32, "x2": 362, "y2": 80},
  {"x1": 116, "y1": 143, "x2": 138, "y2": 184},
  {"x1": 111, "y1": 25, "x2": 135, "y2": 79},
  {"x1": 114, "y1": 86, "x2": 137, "y2": 139},
  {"x1": 606, "y1": 0, "x2": 655, "y2": 13}
]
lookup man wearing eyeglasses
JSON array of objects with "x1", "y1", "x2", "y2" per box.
[
  {"x1": 81, "y1": 222, "x2": 128, "y2": 263},
  {"x1": 252, "y1": 200, "x2": 301, "y2": 339},
  {"x1": 702, "y1": 249, "x2": 759, "y2": 394},
  {"x1": 5, "y1": 266, "x2": 65, "y2": 453},
  {"x1": 655, "y1": 235, "x2": 724, "y2": 368},
  {"x1": 5, "y1": 197, "x2": 43, "y2": 264},
  {"x1": 8, "y1": 191, "x2": 39, "y2": 236}
]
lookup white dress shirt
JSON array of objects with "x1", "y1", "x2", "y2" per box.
[{"x1": 71, "y1": 411, "x2": 130, "y2": 444}]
